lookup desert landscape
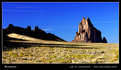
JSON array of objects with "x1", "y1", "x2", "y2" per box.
[
  {"x1": 2, "y1": 33, "x2": 119, "y2": 64},
  {"x1": 2, "y1": 22, "x2": 119, "y2": 64},
  {"x1": 2, "y1": 2, "x2": 119, "y2": 70}
]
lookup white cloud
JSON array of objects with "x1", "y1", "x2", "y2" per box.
[
  {"x1": 93, "y1": 21, "x2": 118, "y2": 24},
  {"x1": 15, "y1": 6, "x2": 35, "y2": 8},
  {"x1": 42, "y1": 29, "x2": 54, "y2": 31},
  {"x1": 2, "y1": 10, "x2": 43, "y2": 13}
]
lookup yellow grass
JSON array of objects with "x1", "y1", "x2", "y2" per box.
[{"x1": 2, "y1": 33, "x2": 119, "y2": 64}]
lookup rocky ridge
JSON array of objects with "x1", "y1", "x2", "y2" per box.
[{"x1": 3, "y1": 24, "x2": 66, "y2": 41}]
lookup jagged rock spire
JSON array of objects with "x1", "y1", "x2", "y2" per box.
[
  {"x1": 82, "y1": 17, "x2": 86, "y2": 21},
  {"x1": 72, "y1": 17, "x2": 107, "y2": 43}
]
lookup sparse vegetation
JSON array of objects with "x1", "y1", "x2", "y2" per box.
[{"x1": 2, "y1": 40, "x2": 119, "y2": 64}]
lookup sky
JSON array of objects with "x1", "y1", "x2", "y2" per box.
[{"x1": 2, "y1": 2, "x2": 119, "y2": 43}]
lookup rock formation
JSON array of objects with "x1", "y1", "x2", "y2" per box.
[
  {"x1": 72, "y1": 17, "x2": 107, "y2": 43},
  {"x1": 3, "y1": 24, "x2": 66, "y2": 41},
  {"x1": 102, "y1": 37, "x2": 107, "y2": 43}
]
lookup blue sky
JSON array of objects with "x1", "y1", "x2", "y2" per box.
[{"x1": 2, "y1": 2, "x2": 119, "y2": 43}]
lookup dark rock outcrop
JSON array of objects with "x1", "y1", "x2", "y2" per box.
[
  {"x1": 102, "y1": 37, "x2": 107, "y2": 43},
  {"x1": 72, "y1": 17, "x2": 107, "y2": 43},
  {"x1": 3, "y1": 24, "x2": 66, "y2": 41}
]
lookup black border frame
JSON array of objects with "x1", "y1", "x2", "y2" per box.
[{"x1": 0, "y1": 0, "x2": 120, "y2": 70}]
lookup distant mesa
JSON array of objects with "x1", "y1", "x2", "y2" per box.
[
  {"x1": 72, "y1": 17, "x2": 107, "y2": 43},
  {"x1": 3, "y1": 24, "x2": 66, "y2": 42}
]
